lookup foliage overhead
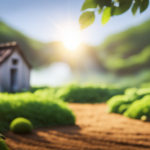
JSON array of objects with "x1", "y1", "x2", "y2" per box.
[
  {"x1": 79, "y1": 11, "x2": 95, "y2": 29},
  {"x1": 79, "y1": 0, "x2": 149, "y2": 29}
]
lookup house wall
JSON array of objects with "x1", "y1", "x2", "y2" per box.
[{"x1": 0, "y1": 50, "x2": 30, "y2": 92}]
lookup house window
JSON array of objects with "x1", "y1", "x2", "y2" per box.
[{"x1": 12, "y1": 59, "x2": 18, "y2": 65}]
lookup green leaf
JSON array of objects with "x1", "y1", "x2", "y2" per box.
[
  {"x1": 79, "y1": 11, "x2": 95, "y2": 30},
  {"x1": 81, "y1": 0, "x2": 97, "y2": 11},
  {"x1": 98, "y1": 7, "x2": 103, "y2": 14},
  {"x1": 105, "y1": 0, "x2": 112, "y2": 7},
  {"x1": 140, "y1": 0, "x2": 149, "y2": 13},
  {"x1": 132, "y1": 0, "x2": 140, "y2": 15},
  {"x1": 111, "y1": 3, "x2": 116, "y2": 16},
  {"x1": 102, "y1": 7, "x2": 111, "y2": 25},
  {"x1": 111, "y1": 0, "x2": 132, "y2": 15},
  {"x1": 97, "y1": 0, "x2": 112, "y2": 7}
]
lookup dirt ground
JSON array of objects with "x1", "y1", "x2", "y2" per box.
[{"x1": 4, "y1": 103, "x2": 150, "y2": 150}]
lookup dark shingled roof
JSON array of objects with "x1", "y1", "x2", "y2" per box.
[{"x1": 0, "y1": 42, "x2": 31, "y2": 68}]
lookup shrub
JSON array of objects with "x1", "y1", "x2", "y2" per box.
[
  {"x1": 124, "y1": 95, "x2": 150, "y2": 119},
  {"x1": 107, "y1": 87, "x2": 150, "y2": 115},
  {"x1": 0, "y1": 92, "x2": 75, "y2": 133},
  {"x1": 0, "y1": 139, "x2": 9, "y2": 150},
  {"x1": 31, "y1": 83, "x2": 125, "y2": 103},
  {"x1": 141, "y1": 115, "x2": 147, "y2": 121},
  {"x1": 30, "y1": 86, "x2": 53, "y2": 93},
  {"x1": 107, "y1": 95, "x2": 130, "y2": 113},
  {"x1": 124, "y1": 88, "x2": 138, "y2": 101},
  {"x1": 140, "y1": 82, "x2": 150, "y2": 88},
  {"x1": 55, "y1": 83, "x2": 125, "y2": 103},
  {"x1": 118, "y1": 104, "x2": 130, "y2": 114},
  {"x1": 10, "y1": 117, "x2": 33, "y2": 134},
  {"x1": 137, "y1": 88, "x2": 150, "y2": 99}
]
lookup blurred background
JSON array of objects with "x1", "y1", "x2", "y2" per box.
[{"x1": 0, "y1": 0, "x2": 150, "y2": 87}]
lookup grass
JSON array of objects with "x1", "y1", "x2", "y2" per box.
[{"x1": 0, "y1": 92, "x2": 75, "y2": 133}]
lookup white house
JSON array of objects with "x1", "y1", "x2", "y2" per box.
[{"x1": 0, "y1": 42, "x2": 31, "y2": 92}]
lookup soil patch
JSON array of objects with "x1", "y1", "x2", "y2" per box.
[{"x1": 4, "y1": 103, "x2": 150, "y2": 150}]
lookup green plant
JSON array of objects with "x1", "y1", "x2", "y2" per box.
[
  {"x1": 124, "y1": 95, "x2": 150, "y2": 119},
  {"x1": 140, "y1": 82, "x2": 150, "y2": 88},
  {"x1": 0, "y1": 92, "x2": 75, "y2": 133},
  {"x1": 30, "y1": 86, "x2": 51, "y2": 93},
  {"x1": 118, "y1": 104, "x2": 130, "y2": 114},
  {"x1": 107, "y1": 87, "x2": 150, "y2": 115},
  {"x1": 10, "y1": 117, "x2": 33, "y2": 134},
  {"x1": 141, "y1": 115, "x2": 147, "y2": 121},
  {"x1": 0, "y1": 139, "x2": 9, "y2": 150},
  {"x1": 137, "y1": 88, "x2": 150, "y2": 99},
  {"x1": 124, "y1": 88, "x2": 138, "y2": 101},
  {"x1": 107, "y1": 95, "x2": 130, "y2": 113},
  {"x1": 55, "y1": 83, "x2": 125, "y2": 103}
]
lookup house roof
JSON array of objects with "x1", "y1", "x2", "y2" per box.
[{"x1": 0, "y1": 42, "x2": 31, "y2": 68}]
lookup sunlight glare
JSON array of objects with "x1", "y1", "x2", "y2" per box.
[{"x1": 62, "y1": 31, "x2": 81, "y2": 51}]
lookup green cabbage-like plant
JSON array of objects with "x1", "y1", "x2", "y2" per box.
[
  {"x1": 107, "y1": 95, "x2": 130, "y2": 113},
  {"x1": 118, "y1": 104, "x2": 130, "y2": 114},
  {"x1": 10, "y1": 117, "x2": 33, "y2": 134},
  {"x1": 0, "y1": 139, "x2": 9, "y2": 150},
  {"x1": 124, "y1": 95, "x2": 150, "y2": 119}
]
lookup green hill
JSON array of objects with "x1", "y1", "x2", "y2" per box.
[
  {"x1": 1, "y1": 19, "x2": 150, "y2": 76},
  {"x1": 97, "y1": 20, "x2": 150, "y2": 75}
]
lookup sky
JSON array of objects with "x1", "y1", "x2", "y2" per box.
[{"x1": 0, "y1": 0, "x2": 150, "y2": 46}]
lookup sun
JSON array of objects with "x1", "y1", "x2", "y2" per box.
[{"x1": 62, "y1": 31, "x2": 81, "y2": 51}]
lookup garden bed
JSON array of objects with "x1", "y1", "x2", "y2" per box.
[{"x1": 4, "y1": 103, "x2": 150, "y2": 150}]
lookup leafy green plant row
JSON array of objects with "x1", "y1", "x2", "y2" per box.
[
  {"x1": 0, "y1": 92, "x2": 75, "y2": 133},
  {"x1": 107, "y1": 87, "x2": 150, "y2": 120},
  {"x1": 33, "y1": 83, "x2": 125, "y2": 103}
]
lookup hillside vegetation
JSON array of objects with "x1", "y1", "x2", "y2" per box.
[
  {"x1": 97, "y1": 20, "x2": 150, "y2": 75},
  {"x1": 1, "y1": 20, "x2": 150, "y2": 75},
  {"x1": 0, "y1": 21, "x2": 46, "y2": 67}
]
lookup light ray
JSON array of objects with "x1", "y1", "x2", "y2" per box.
[
  {"x1": 44, "y1": 11, "x2": 81, "y2": 51},
  {"x1": 44, "y1": 13, "x2": 65, "y2": 34}
]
